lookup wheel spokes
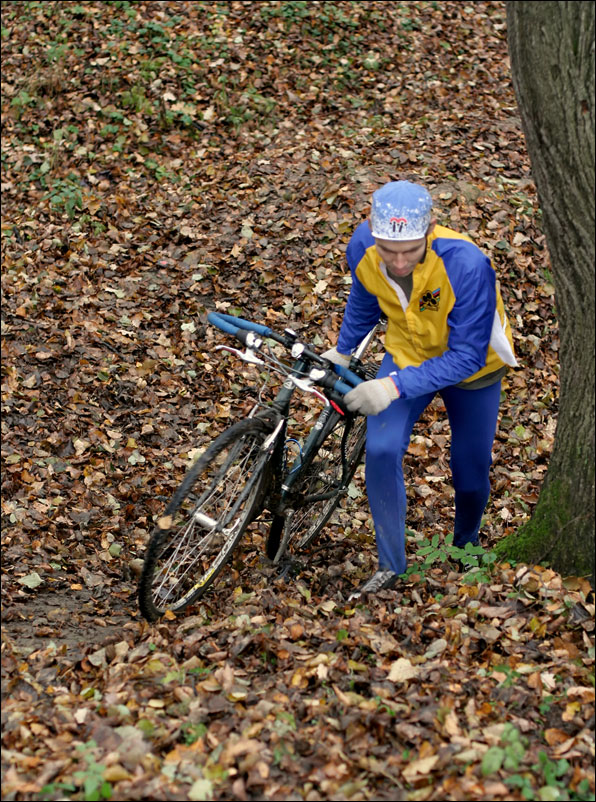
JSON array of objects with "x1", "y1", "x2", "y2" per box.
[{"x1": 148, "y1": 429, "x2": 267, "y2": 609}]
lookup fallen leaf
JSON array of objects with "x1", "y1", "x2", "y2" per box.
[
  {"x1": 17, "y1": 572, "x2": 43, "y2": 589},
  {"x1": 402, "y1": 754, "x2": 439, "y2": 780},
  {"x1": 388, "y1": 658, "x2": 420, "y2": 683}
]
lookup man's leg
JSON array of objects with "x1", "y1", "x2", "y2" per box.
[
  {"x1": 365, "y1": 354, "x2": 433, "y2": 574},
  {"x1": 441, "y1": 381, "x2": 502, "y2": 547}
]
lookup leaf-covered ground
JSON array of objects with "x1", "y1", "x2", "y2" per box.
[{"x1": 1, "y1": 2, "x2": 594, "y2": 800}]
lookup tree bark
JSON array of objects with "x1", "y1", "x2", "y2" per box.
[{"x1": 496, "y1": 2, "x2": 595, "y2": 580}]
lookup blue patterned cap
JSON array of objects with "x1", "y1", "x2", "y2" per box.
[{"x1": 370, "y1": 181, "x2": 433, "y2": 241}]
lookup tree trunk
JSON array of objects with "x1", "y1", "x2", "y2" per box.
[{"x1": 496, "y1": 2, "x2": 595, "y2": 580}]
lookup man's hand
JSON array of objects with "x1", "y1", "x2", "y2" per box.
[
  {"x1": 321, "y1": 346, "x2": 351, "y2": 368},
  {"x1": 345, "y1": 377, "x2": 399, "y2": 416}
]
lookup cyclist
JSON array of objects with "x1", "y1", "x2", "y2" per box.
[{"x1": 323, "y1": 180, "x2": 518, "y2": 599}]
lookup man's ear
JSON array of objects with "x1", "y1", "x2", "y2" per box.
[
  {"x1": 367, "y1": 217, "x2": 372, "y2": 231},
  {"x1": 427, "y1": 219, "x2": 437, "y2": 236}
]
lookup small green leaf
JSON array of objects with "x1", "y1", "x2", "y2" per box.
[{"x1": 482, "y1": 745, "x2": 505, "y2": 776}]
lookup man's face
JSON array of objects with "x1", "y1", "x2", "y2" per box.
[{"x1": 373, "y1": 221, "x2": 435, "y2": 279}]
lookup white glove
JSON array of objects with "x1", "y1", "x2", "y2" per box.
[
  {"x1": 321, "y1": 346, "x2": 352, "y2": 368},
  {"x1": 345, "y1": 377, "x2": 399, "y2": 416}
]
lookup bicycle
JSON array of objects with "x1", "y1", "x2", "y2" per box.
[{"x1": 138, "y1": 311, "x2": 383, "y2": 621}]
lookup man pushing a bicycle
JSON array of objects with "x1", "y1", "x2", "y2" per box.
[{"x1": 324, "y1": 180, "x2": 518, "y2": 599}]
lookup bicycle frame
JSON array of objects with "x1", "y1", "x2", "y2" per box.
[{"x1": 225, "y1": 321, "x2": 382, "y2": 562}]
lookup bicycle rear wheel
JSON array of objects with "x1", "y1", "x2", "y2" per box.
[
  {"x1": 139, "y1": 417, "x2": 274, "y2": 621},
  {"x1": 268, "y1": 411, "x2": 366, "y2": 558}
]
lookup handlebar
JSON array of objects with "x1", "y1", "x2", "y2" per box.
[
  {"x1": 207, "y1": 311, "x2": 365, "y2": 400},
  {"x1": 207, "y1": 311, "x2": 273, "y2": 340}
]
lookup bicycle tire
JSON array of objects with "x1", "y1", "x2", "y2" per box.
[
  {"x1": 139, "y1": 417, "x2": 274, "y2": 621},
  {"x1": 269, "y1": 411, "x2": 367, "y2": 557}
]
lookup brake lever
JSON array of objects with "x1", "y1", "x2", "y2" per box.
[
  {"x1": 215, "y1": 345, "x2": 264, "y2": 365},
  {"x1": 288, "y1": 376, "x2": 330, "y2": 405}
]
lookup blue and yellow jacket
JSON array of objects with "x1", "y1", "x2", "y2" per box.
[{"x1": 336, "y1": 222, "x2": 517, "y2": 399}]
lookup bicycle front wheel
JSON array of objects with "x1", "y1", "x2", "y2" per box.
[
  {"x1": 139, "y1": 417, "x2": 274, "y2": 621},
  {"x1": 270, "y1": 411, "x2": 367, "y2": 556}
]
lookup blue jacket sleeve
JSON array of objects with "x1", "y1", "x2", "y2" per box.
[
  {"x1": 336, "y1": 223, "x2": 381, "y2": 354},
  {"x1": 391, "y1": 242, "x2": 496, "y2": 398}
]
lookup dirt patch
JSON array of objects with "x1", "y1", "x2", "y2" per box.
[{"x1": 1, "y1": 580, "x2": 138, "y2": 663}]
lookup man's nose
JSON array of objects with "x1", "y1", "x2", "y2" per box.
[{"x1": 390, "y1": 253, "x2": 407, "y2": 268}]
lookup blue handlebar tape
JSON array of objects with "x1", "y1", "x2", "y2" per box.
[
  {"x1": 207, "y1": 311, "x2": 272, "y2": 337},
  {"x1": 333, "y1": 378, "x2": 356, "y2": 396},
  {"x1": 331, "y1": 363, "x2": 364, "y2": 387}
]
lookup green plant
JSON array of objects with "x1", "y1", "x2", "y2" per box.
[
  {"x1": 46, "y1": 41, "x2": 69, "y2": 64},
  {"x1": 482, "y1": 723, "x2": 528, "y2": 777},
  {"x1": 38, "y1": 780, "x2": 77, "y2": 799},
  {"x1": 491, "y1": 663, "x2": 522, "y2": 688},
  {"x1": 180, "y1": 722, "x2": 208, "y2": 745},
  {"x1": 535, "y1": 752, "x2": 571, "y2": 789},
  {"x1": 458, "y1": 544, "x2": 498, "y2": 584},
  {"x1": 273, "y1": 741, "x2": 291, "y2": 765},
  {"x1": 538, "y1": 694, "x2": 557, "y2": 717},
  {"x1": 43, "y1": 175, "x2": 83, "y2": 218},
  {"x1": 275, "y1": 711, "x2": 297, "y2": 733},
  {"x1": 188, "y1": 665, "x2": 213, "y2": 677},
  {"x1": 260, "y1": 1, "x2": 310, "y2": 26},
  {"x1": 120, "y1": 84, "x2": 152, "y2": 114},
  {"x1": 375, "y1": 696, "x2": 397, "y2": 716},
  {"x1": 478, "y1": 726, "x2": 593, "y2": 801},
  {"x1": 403, "y1": 532, "x2": 497, "y2": 583},
  {"x1": 10, "y1": 89, "x2": 37, "y2": 117},
  {"x1": 100, "y1": 124, "x2": 120, "y2": 138},
  {"x1": 48, "y1": 740, "x2": 112, "y2": 801},
  {"x1": 505, "y1": 752, "x2": 591, "y2": 800},
  {"x1": 570, "y1": 780, "x2": 595, "y2": 801}
]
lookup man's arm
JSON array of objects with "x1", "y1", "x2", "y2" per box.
[
  {"x1": 336, "y1": 274, "x2": 382, "y2": 355},
  {"x1": 336, "y1": 224, "x2": 382, "y2": 354},
  {"x1": 391, "y1": 249, "x2": 496, "y2": 399}
]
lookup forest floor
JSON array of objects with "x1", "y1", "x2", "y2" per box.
[{"x1": 1, "y1": 2, "x2": 594, "y2": 801}]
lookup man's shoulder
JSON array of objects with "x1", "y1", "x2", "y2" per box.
[
  {"x1": 432, "y1": 224, "x2": 475, "y2": 247},
  {"x1": 431, "y1": 227, "x2": 487, "y2": 265},
  {"x1": 346, "y1": 221, "x2": 375, "y2": 268},
  {"x1": 349, "y1": 220, "x2": 375, "y2": 248}
]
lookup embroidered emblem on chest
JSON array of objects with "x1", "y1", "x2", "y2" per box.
[{"x1": 419, "y1": 288, "x2": 441, "y2": 312}]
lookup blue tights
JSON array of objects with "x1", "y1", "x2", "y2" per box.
[{"x1": 365, "y1": 353, "x2": 502, "y2": 574}]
